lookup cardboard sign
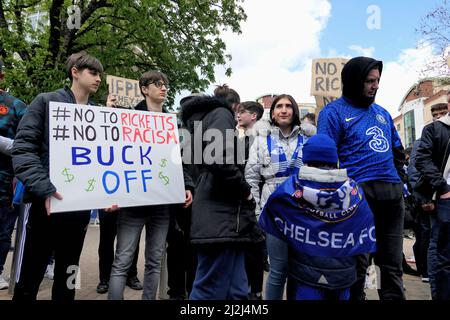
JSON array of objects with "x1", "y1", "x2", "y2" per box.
[
  {"x1": 107, "y1": 75, "x2": 143, "y2": 109},
  {"x1": 310, "y1": 58, "x2": 348, "y2": 98},
  {"x1": 314, "y1": 96, "x2": 339, "y2": 115},
  {"x1": 311, "y1": 58, "x2": 348, "y2": 116},
  {"x1": 49, "y1": 102, "x2": 185, "y2": 213}
]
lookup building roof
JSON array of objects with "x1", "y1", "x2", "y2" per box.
[{"x1": 398, "y1": 77, "x2": 450, "y2": 111}]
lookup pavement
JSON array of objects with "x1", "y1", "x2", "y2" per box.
[{"x1": 0, "y1": 222, "x2": 431, "y2": 300}]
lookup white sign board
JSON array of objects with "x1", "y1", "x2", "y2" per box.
[
  {"x1": 107, "y1": 75, "x2": 143, "y2": 108},
  {"x1": 49, "y1": 102, "x2": 185, "y2": 213}
]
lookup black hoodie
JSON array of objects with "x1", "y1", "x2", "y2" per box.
[
  {"x1": 180, "y1": 96, "x2": 261, "y2": 245},
  {"x1": 341, "y1": 56, "x2": 383, "y2": 108}
]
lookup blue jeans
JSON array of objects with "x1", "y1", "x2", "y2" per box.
[
  {"x1": 265, "y1": 233, "x2": 288, "y2": 300},
  {"x1": 108, "y1": 205, "x2": 170, "y2": 300},
  {"x1": 428, "y1": 198, "x2": 450, "y2": 300},
  {"x1": 189, "y1": 246, "x2": 248, "y2": 300},
  {"x1": 0, "y1": 205, "x2": 19, "y2": 274}
]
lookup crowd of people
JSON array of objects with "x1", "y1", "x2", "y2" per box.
[{"x1": 0, "y1": 52, "x2": 449, "y2": 301}]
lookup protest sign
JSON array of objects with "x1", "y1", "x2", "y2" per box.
[
  {"x1": 49, "y1": 102, "x2": 185, "y2": 213},
  {"x1": 107, "y1": 75, "x2": 143, "y2": 108},
  {"x1": 310, "y1": 58, "x2": 348, "y2": 114}
]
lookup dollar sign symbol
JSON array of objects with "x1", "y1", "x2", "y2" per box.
[
  {"x1": 85, "y1": 179, "x2": 95, "y2": 192},
  {"x1": 160, "y1": 159, "x2": 167, "y2": 168},
  {"x1": 158, "y1": 172, "x2": 169, "y2": 185},
  {"x1": 62, "y1": 168, "x2": 74, "y2": 182}
]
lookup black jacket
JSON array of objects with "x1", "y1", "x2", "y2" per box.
[
  {"x1": 415, "y1": 119, "x2": 450, "y2": 198},
  {"x1": 12, "y1": 87, "x2": 86, "y2": 202},
  {"x1": 181, "y1": 96, "x2": 261, "y2": 245}
]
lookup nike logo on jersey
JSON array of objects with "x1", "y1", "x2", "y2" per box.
[{"x1": 345, "y1": 117, "x2": 356, "y2": 122}]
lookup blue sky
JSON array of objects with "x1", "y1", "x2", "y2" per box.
[
  {"x1": 320, "y1": 0, "x2": 441, "y2": 62},
  {"x1": 181, "y1": 0, "x2": 448, "y2": 117}
]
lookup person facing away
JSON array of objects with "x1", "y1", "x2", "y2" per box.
[
  {"x1": 0, "y1": 59, "x2": 27, "y2": 290},
  {"x1": 180, "y1": 93, "x2": 262, "y2": 300},
  {"x1": 213, "y1": 84, "x2": 240, "y2": 115},
  {"x1": 11, "y1": 51, "x2": 103, "y2": 301},
  {"x1": 245, "y1": 94, "x2": 309, "y2": 300},
  {"x1": 259, "y1": 134, "x2": 376, "y2": 300},
  {"x1": 318, "y1": 56, "x2": 407, "y2": 300}
]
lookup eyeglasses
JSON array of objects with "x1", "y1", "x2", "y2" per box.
[{"x1": 148, "y1": 80, "x2": 169, "y2": 90}]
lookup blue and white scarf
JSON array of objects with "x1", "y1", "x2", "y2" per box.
[{"x1": 267, "y1": 134, "x2": 305, "y2": 178}]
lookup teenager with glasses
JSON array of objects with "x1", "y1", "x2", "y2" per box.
[{"x1": 108, "y1": 70, "x2": 194, "y2": 300}]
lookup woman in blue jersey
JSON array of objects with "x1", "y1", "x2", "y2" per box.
[{"x1": 245, "y1": 94, "x2": 308, "y2": 299}]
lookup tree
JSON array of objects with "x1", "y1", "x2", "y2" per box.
[
  {"x1": 417, "y1": 0, "x2": 450, "y2": 76},
  {"x1": 0, "y1": 0, "x2": 246, "y2": 107}
]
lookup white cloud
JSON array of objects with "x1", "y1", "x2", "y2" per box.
[
  {"x1": 205, "y1": 0, "x2": 332, "y2": 103},
  {"x1": 348, "y1": 45, "x2": 375, "y2": 57},
  {"x1": 174, "y1": 1, "x2": 445, "y2": 122},
  {"x1": 376, "y1": 44, "x2": 440, "y2": 118}
]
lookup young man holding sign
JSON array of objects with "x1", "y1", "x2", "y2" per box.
[
  {"x1": 11, "y1": 52, "x2": 103, "y2": 301},
  {"x1": 107, "y1": 71, "x2": 194, "y2": 300}
]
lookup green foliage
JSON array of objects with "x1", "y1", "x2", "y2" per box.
[{"x1": 0, "y1": 0, "x2": 247, "y2": 107}]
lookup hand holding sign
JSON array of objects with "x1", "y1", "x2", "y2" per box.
[
  {"x1": 106, "y1": 94, "x2": 117, "y2": 108},
  {"x1": 184, "y1": 190, "x2": 193, "y2": 208},
  {"x1": 45, "y1": 191, "x2": 63, "y2": 215}
]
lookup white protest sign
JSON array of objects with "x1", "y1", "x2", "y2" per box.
[
  {"x1": 107, "y1": 75, "x2": 143, "y2": 109},
  {"x1": 49, "y1": 102, "x2": 185, "y2": 213}
]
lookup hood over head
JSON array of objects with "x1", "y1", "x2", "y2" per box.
[{"x1": 341, "y1": 56, "x2": 383, "y2": 108}]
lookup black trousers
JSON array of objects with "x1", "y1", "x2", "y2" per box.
[
  {"x1": 166, "y1": 205, "x2": 197, "y2": 298},
  {"x1": 244, "y1": 240, "x2": 265, "y2": 294},
  {"x1": 98, "y1": 209, "x2": 139, "y2": 283},
  {"x1": 350, "y1": 181, "x2": 405, "y2": 300},
  {"x1": 13, "y1": 200, "x2": 90, "y2": 301},
  {"x1": 412, "y1": 209, "x2": 431, "y2": 278}
]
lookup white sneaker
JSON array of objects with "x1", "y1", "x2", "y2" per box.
[
  {"x1": 421, "y1": 277, "x2": 430, "y2": 283},
  {"x1": 0, "y1": 274, "x2": 9, "y2": 290},
  {"x1": 44, "y1": 264, "x2": 54, "y2": 280}
]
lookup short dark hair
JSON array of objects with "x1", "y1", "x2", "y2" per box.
[
  {"x1": 65, "y1": 51, "x2": 103, "y2": 81},
  {"x1": 238, "y1": 101, "x2": 264, "y2": 121},
  {"x1": 139, "y1": 70, "x2": 169, "y2": 96},
  {"x1": 214, "y1": 84, "x2": 240, "y2": 105},
  {"x1": 301, "y1": 112, "x2": 316, "y2": 125},
  {"x1": 269, "y1": 94, "x2": 301, "y2": 128},
  {"x1": 431, "y1": 103, "x2": 448, "y2": 112}
]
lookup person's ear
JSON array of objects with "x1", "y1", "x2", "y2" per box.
[{"x1": 71, "y1": 67, "x2": 79, "y2": 80}]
